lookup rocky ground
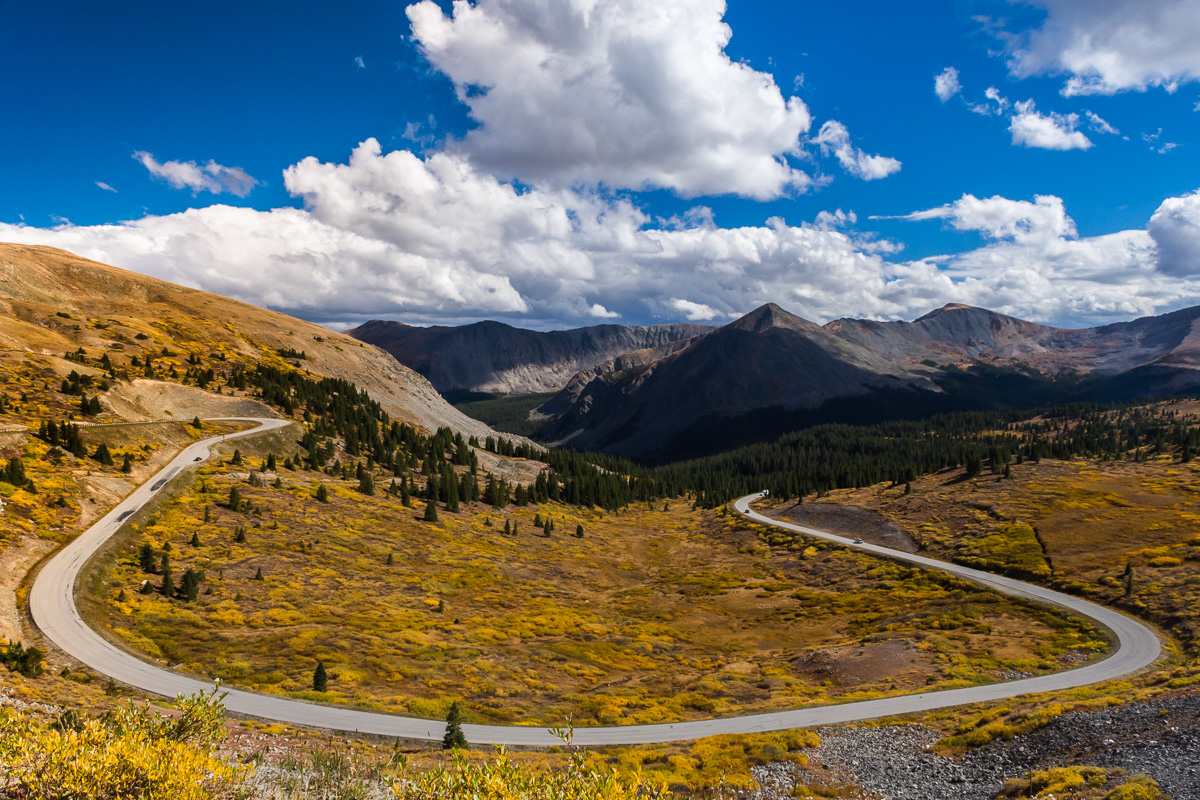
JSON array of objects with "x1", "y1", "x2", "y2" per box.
[{"x1": 792, "y1": 689, "x2": 1200, "y2": 799}]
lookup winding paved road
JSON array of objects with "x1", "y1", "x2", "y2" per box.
[{"x1": 30, "y1": 419, "x2": 1163, "y2": 746}]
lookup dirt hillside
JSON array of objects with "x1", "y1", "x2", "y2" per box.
[{"x1": 0, "y1": 242, "x2": 497, "y2": 437}]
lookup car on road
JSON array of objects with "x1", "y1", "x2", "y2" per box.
[{"x1": 853, "y1": 537, "x2": 864, "y2": 544}]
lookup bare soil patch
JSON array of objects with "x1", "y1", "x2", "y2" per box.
[
  {"x1": 0, "y1": 535, "x2": 55, "y2": 644},
  {"x1": 792, "y1": 637, "x2": 935, "y2": 687},
  {"x1": 104, "y1": 379, "x2": 277, "y2": 422}
]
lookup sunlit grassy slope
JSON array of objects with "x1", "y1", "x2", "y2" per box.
[{"x1": 82, "y1": 439, "x2": 1103, "y2": 727}]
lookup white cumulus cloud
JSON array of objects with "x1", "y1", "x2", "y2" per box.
[
  {"x1": 668, "y1": 298, "x2": 722, "y2": 321},
  {"x1": 1148, "y1": 190, "x2": 1200, "y2": 275},
  {"x1": 0, "y1": 140, "x2": 900, "y2": 326},
  {"x1": 935, "y1": 67, "x2": 962, "y2": 102},
  {"x1": 405, "y1": 0, "x2": 813, "y2": 199},
  {"x1": 1008, "y1": 100, "x2": 1093, "y2": 150},
  {"x1": 8, "y1": 141, "x2": 1200, "y2": 330},
  {"x1": 811, "y1": 121, "x2": 902, "y2": 181},
  {"x1": 134, "y1": 151, "x2": 260, "y2": 197},
  {"x1": 1006, "y1": 0, "x2": 1200, "y2": 96},
  {"x1": 882, "y1": 193, "x2": 1077, "y2": 245}
]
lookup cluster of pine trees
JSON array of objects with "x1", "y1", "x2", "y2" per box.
[
  {"x1": 53, "y1": 335, "x2": 1200, "y2": 517},
  {"x1": 137, "y1": 540, "x2": 206, "y2": 602},
  {"x1": 654, "y1": 401, "x2": 1200, "y2": 506}
]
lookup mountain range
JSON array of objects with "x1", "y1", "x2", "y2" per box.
[
  {"x1": 347, "y1": 318, "x2": 709, "y2": 397},
  {"x1": 536, "y1": 302, "x2": 1200, "y2": 460},
  {"x1": 11, "y1": 242, "x2": 1200, "y2": 466}
]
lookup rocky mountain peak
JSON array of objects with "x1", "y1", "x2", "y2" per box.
[{"x1": 729, "y1": 303, "x2": 820, "y2": 335}]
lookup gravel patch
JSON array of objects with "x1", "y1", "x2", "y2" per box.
[{"x1": 803, "y1": 690, "x2": 1200, "y2": 799}]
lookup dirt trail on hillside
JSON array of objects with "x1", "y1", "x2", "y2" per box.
[{"x1": 0, "y1": 536, "x2": 55, "y2": 644}]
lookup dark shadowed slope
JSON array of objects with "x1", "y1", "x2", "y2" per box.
[
  {"x1": 347, "y1": 318, "x2": 709, "y2": 395},
  {"x1": 543, "y1": 302, "x2": 1200, "y2": 460}
]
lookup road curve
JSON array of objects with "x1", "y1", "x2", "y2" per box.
[{"x1": 32, "y1": 426, "x2": 1163, "y2": 746}]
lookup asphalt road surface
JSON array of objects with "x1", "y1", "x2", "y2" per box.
[{"x1": 30, "y1": 421, "x2": 1163, "y2": 746}]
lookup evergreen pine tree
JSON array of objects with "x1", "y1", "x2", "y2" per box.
[
  {"x1": 315, "y1": 484, "x2": 329, "y2": 503},
  {"x1": 192, "y1": 416, "x2": 203, "y2": 429},
  {"x1": 2, "y1": 457, "x2": 24, "y2": 486},
  {"x1": 159, "y1": 558, "x2": 174, "y2": 597},
  {"x1": 93, "y1": 443, "x2": 114, "y2": 466},
  {"x1": 358, "y1": 471, "x2": 375, "y2": 495},
  {"x1": 234, "y1": 526, "x2": 247, "y2": 543},
  {"x1": 423, "y1": 499, "x2": 439, "y2": 522},
  {"x1": 400, "y1": 480, "x2": 411, "y2": 507},
  {"x1": 575, "y1": 524, "x2": 584, "y2": 538},
  {"x1": 1125, "y1": 562, "x2": 1135, "y2": 596},
  {"x1": 442, "y1": 701, "x2": 467, "y2": 750},
  {"x1": 254, "y1": 566, "x2": 264, "y2": 581},
  {"x1": 231, "y1": 449, "x2": 243, "y2": 466},
  {"x1": 138, "y1": 542, "x2": 157, "y2": 573},
  {"x1": 189, "y1": 532, "x2": 200, "y2": 547},
  {"x1": 228, "y1": 486, "x2": 241, "y2": 512},
  {"x1": 121, "y1": 454, "x2": 133, "y2": 474},
  {"x1": 387, "y1": 552, "x2": 395, "y2": 566},
  {"x1": 503, "y1": 519, "x2": 511, "y2": 535},
  {"x1": 180, "y1": 569, "x2": 201, "y2": 602},
  {"x1": 313, "y1": 661, "x2": 328, "y2": 692},
  {"x1": 965, "y1": 452, "x2": 983, "y2": 477}
]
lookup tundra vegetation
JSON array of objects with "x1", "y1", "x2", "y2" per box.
[
  {"x1": 85, "y1": 431, "x2": 1102, "y2": 727},
  {"x1": 0, "y1": 277, "x2": 1198, "y2": 795}
]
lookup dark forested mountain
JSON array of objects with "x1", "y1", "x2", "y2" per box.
[
  {"x1": 347, "y1": 319, "x2": 709, "y2": 396},
  {"x1": 541, "y1": 302, "x2": 1200, "y2": 461}
]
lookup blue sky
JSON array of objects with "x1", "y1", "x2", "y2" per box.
[{"x1": 2, "y1": 0, "x2": 1199, "y2": 329}]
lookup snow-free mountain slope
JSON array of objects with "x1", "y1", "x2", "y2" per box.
[
  {"x1": 348, "y1": 318, "x2": 709, "y2": 395},
  {"x1": 0, "y1": 242, "x2": 496, "y2": 437},
  {"x1": 542, "y1": 301, "x2": 1200, "y2": 460}
]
